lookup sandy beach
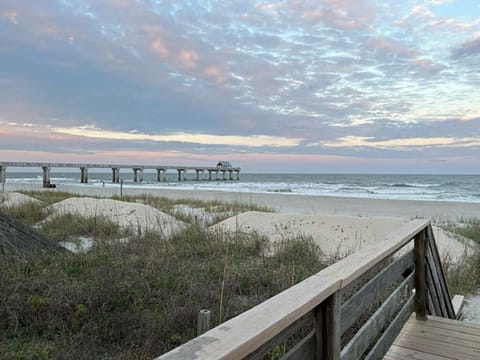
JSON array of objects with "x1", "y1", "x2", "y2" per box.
[
  {"x1": 3, "y1": 182, "x2": 477, "y2": 262},
  {"x1": 2, "y1": 183, "x2": 479, "y2": 322},
  {"x1": 4, "y1": 182, "x2": 480, "y2": 221}
]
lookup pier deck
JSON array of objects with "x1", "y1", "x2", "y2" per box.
[
  {"x1": 0, "y1": 161, "x2": 240, "y2": 187},
  {"x1": 385, "y1": 315, "x2": 480, "y2": 359}
]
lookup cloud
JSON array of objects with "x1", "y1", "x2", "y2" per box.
[
  {"x1": 411, "y1": 58, "x2": 446, "y2": 73},
  {"x1": 178, "y1": 50, "x2": 199, "y2": 69},
  {"x1": 321, "y1": 135, "x2": 480, "y2": 149},
  {"x1": 452, "y1": 36, "x2": 480, "y2": 58},
  {"x1": 1, "y1": 1, "x2": 480, "y2": 172},
  {"x1": 52, "y1": 126, "x2": 304, "y2": 148}
]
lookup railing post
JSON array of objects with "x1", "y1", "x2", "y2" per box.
[
  {"x1": 197, "y1": 309, "x2": 211, "y2": 336},
  {"x1": 414, "y1": 228, "x2": 428, "y2": 320},
  {"x1": 315, "y1": 291, "x2": 341, "y2": 360}
]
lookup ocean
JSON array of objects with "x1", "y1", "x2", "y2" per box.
[{"x1": 4, "y1": 171, "x2": 480, "y2": 203}]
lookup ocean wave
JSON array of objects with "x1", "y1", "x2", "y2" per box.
[
  {"x1": 388, "y1": 182, "x2": 440, "y2": 188},
  {"x1": 335, "y1": 187, "x2": 375, "y2": 194},
  {"x1": 267, "y1": 188, "x2": 293, "y2": 193}
]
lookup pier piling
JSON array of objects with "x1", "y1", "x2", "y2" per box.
[
  {"x1": 112, "y1": 168, "x2": 120, "y2": 183},
  {"x1": 177, "y1": 169, "x2": 186, "y2": 181},
  {"x1": 42, "y1": 166, "x2": 51, "y2": 188},
  {"x1": 80, "y1": 167, "x2": 88, "y2": 184},
  {"x1": 0, "y1": 166, "x2": 5, "y2": 184},
  {"x1": 157, "y1": 168, "x2": 167, "y2": 182},
  {"x1": 133, "y1": 168, "x2": 143, "y2": 182}
]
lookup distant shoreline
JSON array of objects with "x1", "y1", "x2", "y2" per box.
[{"x1": 4, "y1": 182, "x2": 480, "y2": 221}]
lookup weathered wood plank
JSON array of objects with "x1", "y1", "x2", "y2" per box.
[
  {"x1": 363, "y1": 294, "x2": 414, "y2": 360},
  {"x1": 425, "y1": 261, "x2": 442, "y2": 316},
  {"x1": 393, "y1": 332, "x2": 480, "y2": 359},
  {"x1": 425, "y1": 315, "x2": 480, "y2": 335},
  {"x1": 426, "y1": 226, "x2": 455, "y2": 319},
  {"x1": 340, "y1": 273, "x2": 415, "y2": 360},
  {"x1": 340, "y1": 257, "x2": 389, "y2": 303},
  {"x1": 452, "y1": 295, "x2": 464, "y2": 319},
  {"x1": 426, "y1": 247, "x2": 448, "y2": 317},
  {"x1": 386, "y1": 316, "x2": 480, "y2": 359},
  {"x1": 414, "y1": 228, "x2": 427, "y2": 320},
  {"x1": 157, "y1": 220, "x2": 429, "y2": 360},
  {"x1": 340, "y1": 249, "x2": 413, "y2": 334},
  {"x1": 283, "y1": 331, "x2": 314, "y2": 360},
  {"x1": 0, "y1": 210, "x2": 65, "y2": 254},
  {"x1": 315, "y1": 291, "x2": 341, "y2": 360},
  {"x1": 386, "y1": 344, "x2": 449, "y2": 360},
  {"x1": 245, "y1": 312, "x2": 313, "y2": 359},
  {"x1": 401, "y1": 319, "x2": 480, "y2": 343}
]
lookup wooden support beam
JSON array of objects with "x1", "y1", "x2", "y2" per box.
[
  {"x1": 315, "y1": 291, "x2": 341, "y2": 360},
  {"x1": 414, "y1": 228, "x2": 428, "y2": 320}
]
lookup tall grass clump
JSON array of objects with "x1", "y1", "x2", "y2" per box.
[
  {"x1": 0, "y1": 202, "x2": 45, "y2": 225},
  {"x1": 0, "y1": 225, "x2": 329, "y2": 359},
  {"x1": 19, "y1": 191, "x2": 76, "y2": 206},
  {"x1": 444, "y1": 219, "x2": 480, "y2": 295}
]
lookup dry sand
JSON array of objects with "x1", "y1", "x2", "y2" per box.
[
  {"x1": 5, "y1": 183, "x2": 480, "y2": 221},
  {"x1": 44, "y1": 197, "x2": 185, "y2": 237},
  {"x1": 0, "y1": 192, "x2": 43, "y2": 208},
  {"x1": 210, "y1": 211, "x2": 469, "y2": 261}
]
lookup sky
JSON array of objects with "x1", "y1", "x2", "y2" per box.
[{"x1": 0, "y1": 0, "x2": 479, "y2": 173}]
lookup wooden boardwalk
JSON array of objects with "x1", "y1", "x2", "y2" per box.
[
  {"x1": 385, "y1": 315, "x2": 480, "y2": 360},
  {"x1": 157, "y1": 220, "x2": 473, "y2": 360}
]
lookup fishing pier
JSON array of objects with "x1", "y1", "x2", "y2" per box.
[{"x1": 0, "y1": 161, "x2": 240, "y2": 188}]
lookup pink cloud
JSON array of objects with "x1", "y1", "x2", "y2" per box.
[
  {"x1": 367, "y1": 36, "x2": 417, "y2": 58},
  {"x1": 411, "y1": 58, "x2": 446, "y2": 73},
  {"x1": 288, "y1": 0, "x2": 377, "y2": 30},
  {"x1": 203, "y1": 65, "x2": 227, "y2": 83},
  {"x1": 151, "y1": 38, "x2": 169, "y2": 58},
  {"x1": 178, "y1": 50, "x2": 199, "y2": 69},
  {"x1": 1, "y1": 9, "x2": 17, "y2": 24}
]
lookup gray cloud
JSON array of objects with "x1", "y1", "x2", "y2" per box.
[{"x1": 452, "y1": 36, "x2": 480, "y2": 58}]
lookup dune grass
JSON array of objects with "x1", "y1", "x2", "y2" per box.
[
  {"x1": 444, "y1": 219, "x2": 480, "y2": 295},
  {"x1": 0, "y1": 192, "x2": 326, "y2": 359}
]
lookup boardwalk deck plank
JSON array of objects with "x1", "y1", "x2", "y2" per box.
[{"x1": 384, "y1": 315, "x2": 480, "y2": 360}]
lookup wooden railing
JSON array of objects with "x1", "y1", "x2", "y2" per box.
[{"x1": 156, "y1": 219, "x2": 461, "y2": 360}]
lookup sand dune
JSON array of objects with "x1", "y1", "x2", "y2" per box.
[
  {"x1": 210, "y1": 211, "x2": 469, "y2": 262},
  {"x1": 44, "y1": 197, "x2": 185, "y2": 237},
  {"x1": 0, "y1": 192, "x2": 43, "y2": 208}
]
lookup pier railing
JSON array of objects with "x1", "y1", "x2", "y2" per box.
[{"x1": 157, "y1": 219, "x2": 462, "y2": 359}]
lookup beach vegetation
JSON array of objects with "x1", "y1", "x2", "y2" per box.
[
  {"x1": 444, "y1": 219, "x2": 480, "y2": 295},
  {"x1": 19, "y1": 191, "x2": 77, "y2": 206},
  {"x1": 0, "y1": 202, "x2": 45, "y2": 225},
  {"x1": 0, "y1": 195, "x2": 326, "y2": 359}
]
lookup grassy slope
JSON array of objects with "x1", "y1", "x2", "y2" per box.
[{"x1": 0, "y1": 192, "x2": 327, "y2": 359}]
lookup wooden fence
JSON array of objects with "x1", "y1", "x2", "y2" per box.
[
  {"x1": 0, "y1": 209, "x2": 65, "y2": 255},
  {"x1": 157, "y1": 219, "x2": 462, "y2": 359}
]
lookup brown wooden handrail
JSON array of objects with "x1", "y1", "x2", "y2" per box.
[{"x1": 156, "y1": 219, "x2": 457, "y2": 360}]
